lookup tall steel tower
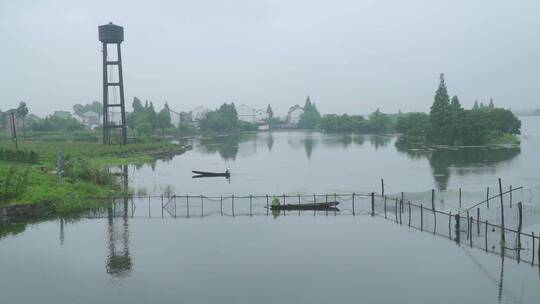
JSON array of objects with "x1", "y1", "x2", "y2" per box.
[{"x1": 98, "y1": 22, "x2": 127, "y2": 145}]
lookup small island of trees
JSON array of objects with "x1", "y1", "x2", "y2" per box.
[{"x1": 396, "y1": 74, "x2": 521, "y2": 146}]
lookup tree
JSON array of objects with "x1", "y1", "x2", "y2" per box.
[
  {"x1": 395, "y1": 112, "x2": 430, "y2": 143},
  {"x1": 473, "y1": 100, "x2": 479, "y2": 110},
  {"x1": 428, "y1": 73, "x2": 451, "y2": 144},
  {"x1": 266, "y1": 104, "x2": 274, "y2": 120},
  {"x1": 132, "y1": 97, "x2": 144, "y2": 113},
  {"x1": 448, "y1": 95, "x2": 465, "y2": 144},
  {"x1": 365, "y1": 108, "x2": 392, "y2": 133},
  {"x1": 199, "y1": 103, "x2": 239, "y2": 132},
  {"x1": 157, "y1": 103, "x2": 172, "y2": 137},
  {"x1": 298, "y1": 96, "x2": 321, "y2": 129},
  {"x1": 488, "y1": 98, "x2": 495, "y2": 109},
  {"x1": 16, "y1": 102, "x2": 29, "y2": 138},
  {"x1": 73, "y1": 101, "x2": 102, "y2": 118}
]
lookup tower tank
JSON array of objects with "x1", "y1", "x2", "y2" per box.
[{"x1": 98, "y1": 22, "x2": 124, "y2": 43}]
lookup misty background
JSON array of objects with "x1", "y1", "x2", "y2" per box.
[{"x1": 0, "y1": 0, "x2": 538, "y2": 117}]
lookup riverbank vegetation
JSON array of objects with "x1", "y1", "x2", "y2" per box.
[
  {"x1": 0, "y1": 141, "x2": 189, "y2": 214},
  {"x1": 396, "y1": 74, "x2": 521, "y2": 146}
]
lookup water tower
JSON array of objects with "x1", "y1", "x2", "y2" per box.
[{"x1": 99, "y1": 22, "x2": 127, "y2": 145}]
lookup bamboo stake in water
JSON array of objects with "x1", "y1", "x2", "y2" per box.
[
  {"x1": 201, "y1": 195, "x2": 204, "y2": 217},
  {"x1": 395, "y1": 198, "x2": 398, "y2": 222},
  {"x1": 509, "y1": 185, "x2": 513, "y2": 208},
  {"x1": 459, "y1": 188, "x2": 462, "y2": 209},
  {"x1": 370, "y1": 192, "x2": 375, "y2": 216},
  {"x1": 448, "y1": 212, "x2": 452, "y2": 239},
  {"x1": 498, "y1": 178, "x2": 505, "y2": 243},
  {"x1": 431, "y1": 189, "x2": 435, "y2": 211},
  {"x1": 420, "y1": 204, "x2": 423, "y2": 231},
  {"x1": 408, "y1": 201, "x2": 411, "y2": 227},
  {"x1": 487, "y1": 187, "x2": 490, "y2": 209},
  {"x1": 384, "y1": 196, "x2": 387, "y2": 219},
  {"x1": 469, "y1": 216, "x2": 473, "y2": 247},
  {"x1": 477, "y1": 208, "x2": 480, "y2": 236},
  {"x1": 352, "y1": 192, "x2": 355, "y2": 216},
  {"x1": 485, "y1": 220, "x2": 488, "y2": 251},
  {"x1": 532, "y1": 232, "x2": 535, "y2": 267},
  {"x1": 298, "y1": 194, "x2": 301, "y2": 216},
  {"x1": 186, "y1": 195, "x2": 189, "y2": 218}
]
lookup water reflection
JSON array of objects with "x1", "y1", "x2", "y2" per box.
[
  {"x1": 196, "y1": 134, "x2": 246, "y2": 160},
  {"x1": 368, "y1": 135, "x2": 391, "y2": 149},
  {"x1": 396, "y1": 144, "x2": 521, "y2": 190},
  {"x1": 106, "y1": 198, "x2": 132, "y2": 278}
]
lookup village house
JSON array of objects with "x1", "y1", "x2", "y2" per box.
[{"x1": 286, "y1": 104, "x2": 304, "y2": 126}]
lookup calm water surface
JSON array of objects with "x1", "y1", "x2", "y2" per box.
[{"x1": 1, "y1": 116, "x2": 539, "y2": 304}]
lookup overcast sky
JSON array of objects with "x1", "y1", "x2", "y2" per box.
[{"x1": 0, "y1": 0, "x2": 539, "y2": 117}]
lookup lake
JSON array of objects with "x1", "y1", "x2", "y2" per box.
[{"x1": 1, "y1": 116, "x2": 539, "y2": 304}]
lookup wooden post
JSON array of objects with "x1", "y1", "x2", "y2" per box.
[
  {"x1": 420, "y1": 204, "x2": 423, "y2": 231},
  {"x1": 459, "y1": 188, "x2": 462, "y2": 209},
  {"x1": 448, "y1": 212, "x2": 452, "y2": 239},
  {"x1": 401, "y1": 192, "x2": 404, "y2": 213},
  {"x1": 381, "y1": 178, "x2": 385, "y2": 197},
  {"x1": 486, "y1": 187, "x2": 490, "y2": 209},
  {"x1": 485, "y1": 220, "x2": 488, "y2": 251},
  {"x1": 408, "y1": 201, "x2": 411, "y2": 227},
  {"x1": 399, "y1": 199, "x2": 402, "y2": 225},
  {"x1": 201, "y1": 195, "x2": 204, "y2": 217},
  {"x1": 477, "y1": 208, "x2": 480, "y2": 236},
  {"x1": 325, "y1": 194, "x2": 328, "y2": 216},
  {"x1": 469, "y1": 216, "x2": 473, "y2": 246},
  {"x1": 334, "y1": 193, "x2": 337, "y2": 216},
  {"x1": 174, "y1": 196, "x2": 177, "y2": 218},
  {"x1": 538, "y1": 232, "x2": 540, "y2": 269},
  {"x1": 433, "y1": 208, "x2": 437, "y2": 234},
  {"x1": 384, "y1": 196, "x2": 387, "y2": 219},
  {"x1": 498, "y1": 178, "x2": 505, "y2": 243},
  {"x1": 517, "y1": 202, "x2": 523, "y2": 229},
  {"x1": 532, "y1": 232, "x2": 535, "y2": 267},
  {"x1": 313, "y1": 194, "x2": 316, "y2": 216},
  {"x1": 509, "y1": 185, "x2": 513, "y2": 208},
  {"x1": 186, "y1": 195, "x2": 190, "y2": 218},
  {"x1": 232, "y1": 194, "x2": 235, "y2": 217},
  {"x1": 148, "y1": 196, "x2": 151, "y2": 218},
  {"x1": 466, "y1": 211, "x2": 470, "y2": 240},
  {"x1": 298, "y1": 194, "x2": 301, "y2": 216},
  {"x1": 370, "y1": 192, "x2": 374, "y2": 216},
  {"x1": 283, "y1": 194, "x2": 287, "y2": 217},
  {"x1": 265, "y1": 195, "x2": 269, "y2": 216},
  {"x1": 395, "y1": 198, "x2": 398, "y2": 222},
  {"x1": 161, "y1": 195, "x2": 164, "y2": 218},
  {"x1": 431, "y1": 189, "x2": 435, "y2": 211},
  {"x1": 455, "y1": 214, "x2": 461, "y2": 244},
  {"x1": 250, "y1": 194, "x2": 253, "y2": 217},
  {"x1": 221, "y1": 196, "x2": 223, "y2": 216},
  {"x1": 352, "y1": 192, "x2": 355, "y2": 216}
]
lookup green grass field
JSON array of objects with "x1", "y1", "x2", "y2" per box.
[{"x1": 0, "y1": 140, "x2": 189, "y2": 215}]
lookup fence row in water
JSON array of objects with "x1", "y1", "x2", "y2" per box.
[{"x1": 94, "y1": 189, "x2": 540, "y2": 270}]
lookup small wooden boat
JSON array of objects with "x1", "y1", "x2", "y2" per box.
[
  {"x1": 270, "y1": 201, "x2": 339, "y2": 211},
  {"x1": 192, "y1": 170, "x2": 230, "y2": 177}
]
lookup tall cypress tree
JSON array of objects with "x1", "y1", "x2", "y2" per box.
[{"x1": 429, "y1": 73, "x2": 451, "y2": 144}]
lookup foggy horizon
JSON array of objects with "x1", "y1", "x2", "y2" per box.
[{"x1": 1, "y1": 0, "x2": 539, "y2": 117}]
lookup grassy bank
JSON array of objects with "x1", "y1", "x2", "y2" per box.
[{"x1": 0, "y1": 141, "x2": 189, "y2": 215}]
